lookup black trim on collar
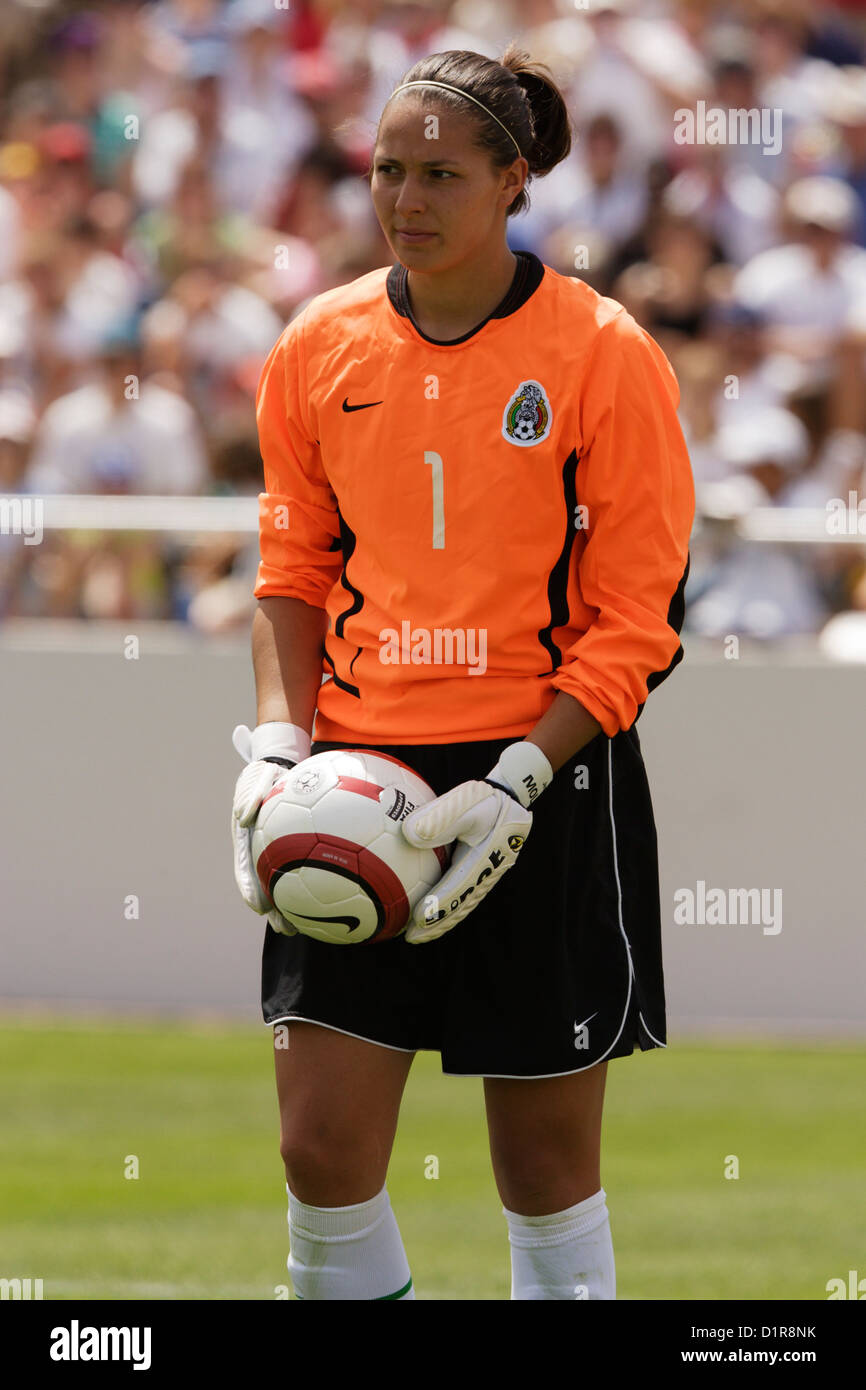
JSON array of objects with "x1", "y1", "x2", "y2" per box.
[{"x1": 386, "y1": 250, "x2": 544, "y2": 344}]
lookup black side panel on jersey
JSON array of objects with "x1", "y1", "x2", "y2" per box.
[
  {"x1": 633, "y1": 551, "x2": 691, "y2": 724},
  {"x1": 536, "y1": 447, "x2": 580, "y2": 674},
  {"x1": 323, "y1": 508, "x2": 364, "y2": 700}
]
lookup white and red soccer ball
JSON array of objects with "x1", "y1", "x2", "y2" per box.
[{"x1": 251, "y1": 749, "x2": 450, "y2": 944}]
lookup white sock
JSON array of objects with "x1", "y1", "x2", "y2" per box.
[
  {"x1": 286, "y1": 1183, "x2": 415, "y2": 1300},
  {"x1": 503, "y1": 1187, "x2": 616, "y2": 1300}
]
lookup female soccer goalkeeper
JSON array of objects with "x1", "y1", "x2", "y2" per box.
[{"x1": 232, "y1": 42, "x2": 694, "y2": 1301}]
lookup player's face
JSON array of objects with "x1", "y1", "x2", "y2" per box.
[{"x1": 370, "y1": 97, "x2": 525, "y2": 267}]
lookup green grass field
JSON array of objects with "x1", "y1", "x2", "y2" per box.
[{"x1": 0, "y1": 1016, "x2": 862, "y2": 1301}]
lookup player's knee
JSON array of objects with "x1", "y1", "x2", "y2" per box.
[
  {"x1": 495, "y1": 1147, "x2": 600, "y2": 1213},
  {"x1": 279, "y1": 1122, "x2": 325, "y2": 1176},
  {"x1": 279, "y1": 1118, "x2": 383, "y2": 1198}
]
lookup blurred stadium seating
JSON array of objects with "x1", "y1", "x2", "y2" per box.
[{"x1": 1, "y1": 0, "x2": 866, "y2": 650}]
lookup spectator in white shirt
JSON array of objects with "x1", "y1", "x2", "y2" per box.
[
  {"x1": 733, "y1": 176, "x2": 866, "y2": 392},
  {"x1": 24, "y1": 325, "x2": 208, "y2": 496}
]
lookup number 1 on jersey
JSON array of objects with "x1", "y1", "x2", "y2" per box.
[{"x1": 424, "y1": 450, "x2": 445, "y2": 549}]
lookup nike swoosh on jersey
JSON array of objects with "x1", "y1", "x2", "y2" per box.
[
  {"x1": 291, "y1": 910, "x2": 362, "y2": 930},
  {"x1": 342, "y1": 397, "x2": 383, "y2": 412}
]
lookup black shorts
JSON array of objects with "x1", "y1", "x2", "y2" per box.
[{"x1": 261, "y1": 728, "x2": 667, "y2": 1077}]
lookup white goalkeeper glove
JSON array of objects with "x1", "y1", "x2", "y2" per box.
[
  {"x1": 232, "y1": 722, "x2": 311, "y2": 937},
  {"x1": 400, "y1": 740, "x2": 554, "y2": 944}
]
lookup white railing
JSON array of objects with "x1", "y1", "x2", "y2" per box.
[
  {"x1": 33, "y1": 494, "x2": 260, "y2": 535},
  {"x1": 15, "y1": 494, "x2": 864, "y2": 547},
  {"x1": 734, "y1": 507, "x2": 866, "y2": 546}
]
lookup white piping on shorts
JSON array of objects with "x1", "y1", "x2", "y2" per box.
[
  {"x1": 447, "y1": 740, "x2": 638, "y2": 1079},
  {"x1": 637, "y1": 1013, "x2": 667, "y2": 1048},
  {"x1": 558, "y1": 738, "x2": 636, "y2": 1073},
  {"x1": 266, "y1": 1013, "x2": 417, "y2": 1053}
]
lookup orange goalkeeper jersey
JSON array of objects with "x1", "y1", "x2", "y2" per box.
[{"x1": 254, "y1": 251, "x2": 695, "y2": 745}]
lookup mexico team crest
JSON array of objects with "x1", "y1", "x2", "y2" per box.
[{"x1": 502, "y1": 379, "x2": 553, "y2": 448}]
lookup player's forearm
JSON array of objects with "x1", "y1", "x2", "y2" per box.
[
  {"x1": 525, "y1": 691, "x2": 602, "y2": 774},
  {"x1": 252, "y1": 596, "x2": 328, "y2": 733}
]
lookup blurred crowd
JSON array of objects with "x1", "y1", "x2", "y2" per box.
[{"x1": 2, "y1": 0, "x2": 866, "y2": 646}]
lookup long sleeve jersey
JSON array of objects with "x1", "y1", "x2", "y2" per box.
[{"x1": 254, "y1": 249, "x2": 695, "y2": 745}]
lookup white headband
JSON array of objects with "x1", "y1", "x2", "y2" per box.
[{"x1": 388, "y1": 80, "x2": 523, "y2": 159}]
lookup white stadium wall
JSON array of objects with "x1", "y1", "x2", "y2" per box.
[{"x1": 0, "y1": 624, "x2": 863, "y2": 1037}]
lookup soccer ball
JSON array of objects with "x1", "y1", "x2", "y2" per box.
[
  {"x1": 251, "y1": 749, "x2": 450, "y2": 944},
  {"x1": 512, "y1": 416, "x2": 538, "y2": 441}
]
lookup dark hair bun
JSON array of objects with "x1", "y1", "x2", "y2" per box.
[{"x1": 500, "y1": 41, "x2": 573, "y2": 178}]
